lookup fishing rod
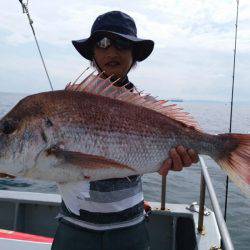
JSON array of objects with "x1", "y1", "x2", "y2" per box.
[
  {"x1": 18, "y1": 0, "x2": 54, "y2": 91},
  {"x1": 224, "y1": 0, "x2": 239, "y2": 222}
]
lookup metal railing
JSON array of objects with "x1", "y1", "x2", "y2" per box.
[
  {"x1": 198, "y1": 156, "x2": 234, "y2": 250},
  {"x1": 160, "y1": 156, "x2": 234, "y2": 250}
]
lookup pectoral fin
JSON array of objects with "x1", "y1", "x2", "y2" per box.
[{"x1": 46, "y1": 146, "x2": 135, "y2": 171}]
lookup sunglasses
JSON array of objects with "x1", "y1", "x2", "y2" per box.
[{"x1": 96, "y1": 37, "x2": 132, "y2": 50}]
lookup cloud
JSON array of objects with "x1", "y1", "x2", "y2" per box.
[
  {"x1": 0, "y1": 1, "x2": 249, "y2": 102},
  {"x1": 2, "y1": 1, "x2": 250, "y2": 51}
]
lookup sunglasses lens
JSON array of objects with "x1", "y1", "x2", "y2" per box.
[
  {"x1": 114, "y1": 39, "x2": 131, "y2": 50},
  {"x1": 96, "y1": 37, "x2": 111, "y2": 48},
  {"x1": 96, "y1": 37, "x2": 131, "y2": 50}
]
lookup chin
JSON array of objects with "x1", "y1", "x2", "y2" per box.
[
  {"x1": 105, "y1": 72, "x2": 121, "y2": 80},
  {"x1": 103, "y1": 68, "x2": 123, "y2": 79}
]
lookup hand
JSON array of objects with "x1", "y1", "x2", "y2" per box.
[
  {"x1": 143, "y1": 200, "x2": 151, "y2": 213},
  {"x1": 158, "y1": 146, "x2": 199, "y2": 176}
]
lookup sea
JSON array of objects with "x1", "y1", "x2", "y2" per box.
[{"x1": 0, "y1": 92, "x2": 249, "y2": 249}]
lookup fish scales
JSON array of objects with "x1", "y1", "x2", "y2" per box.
[
  {"x1": 40, "y1": 91, "x2": 214, "y2": 166},
  {"x1": 49, "y1": 91, "x2": 180, "y2": 168}
]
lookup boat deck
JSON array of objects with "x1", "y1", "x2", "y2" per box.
[{"x1": 0, "y1": 190, "x2": 221, "y2": 250}]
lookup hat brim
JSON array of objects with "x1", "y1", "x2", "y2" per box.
[{"x1": 72, "y1": 31, "x2": 154, "y2": 62}]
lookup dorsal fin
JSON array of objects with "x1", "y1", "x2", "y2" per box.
[{"x1": 65, "y1": 71, "x2": 201, "y2": 131}]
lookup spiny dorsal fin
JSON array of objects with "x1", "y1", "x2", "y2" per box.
[{"x1": 65, "y1": 71, "x2": 201, "y2": 131}]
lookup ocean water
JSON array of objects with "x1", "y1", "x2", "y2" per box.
[{"x1": 0, "y1": 92, "x2": 249, "y2": 249}]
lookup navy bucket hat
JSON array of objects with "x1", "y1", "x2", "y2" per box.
[{"x1": 72, "y1": 11, "x2": 154, "y2": 62}]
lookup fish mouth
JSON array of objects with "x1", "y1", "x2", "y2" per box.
[{"x1": 0, "y1": 173, "x2": 15, "y2": 179}]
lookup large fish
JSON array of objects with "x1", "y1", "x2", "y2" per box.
[{"x1": 0, "y1": 72, "x2": 249, "y2": 195}]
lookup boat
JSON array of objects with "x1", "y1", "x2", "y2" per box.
[
  {"x1": 0, "y1": 157, "x2": 234, "y2": 250},
  {"x1": 169, "y1": 98, "x2": 183, "y2": 102}
]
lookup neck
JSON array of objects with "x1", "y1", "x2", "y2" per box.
[{"x1": 93, "y1": 59, "x2": 133, "y2": 89}]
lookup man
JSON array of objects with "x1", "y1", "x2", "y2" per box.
[{"x1": 52, "y1": 11, "x2": 198, "y2": 250}]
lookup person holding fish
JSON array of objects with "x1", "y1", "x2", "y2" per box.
[{"x1": 51, "y1": 11, "x2": 199, "y2": 250}]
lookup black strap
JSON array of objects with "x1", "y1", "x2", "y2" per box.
[
  {"x1": 90, "y1": 175, "x2": 140, "y2": 192},
  {"x1": 61, "y1": 200, "x2": 144, "y2": 224}
]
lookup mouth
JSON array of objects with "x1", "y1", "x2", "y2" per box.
[{"x1": 105, "y1": 61, "x2": 121, "y2": 67}]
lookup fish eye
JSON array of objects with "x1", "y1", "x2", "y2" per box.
[{"x1": 1, "y1": 121, "x2": 16, "y2": 135}]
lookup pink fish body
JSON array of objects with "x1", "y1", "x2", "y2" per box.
[{"x1": 0, "y1": 73, "x2": 249, "y2": 196}]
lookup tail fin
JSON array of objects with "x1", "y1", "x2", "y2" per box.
[{"x1": 217, "y1": 133, "x2": 250, "y2": 197}]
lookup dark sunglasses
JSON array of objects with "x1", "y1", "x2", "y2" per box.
[{"x1": 96, "y1": 37, "x2": 132, "y2": 50}]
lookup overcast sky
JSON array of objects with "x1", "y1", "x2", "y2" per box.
[{"x1": 0, "y1": 0, "x2": 249, "y2": 102}]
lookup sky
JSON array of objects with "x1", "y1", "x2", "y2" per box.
[{"x1": 0, "y1": 0, "x2": 249, "y2": 102}]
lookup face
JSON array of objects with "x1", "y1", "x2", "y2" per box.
[{"x1": 93, "y1": 37, "x2": 133, "y2": 80}]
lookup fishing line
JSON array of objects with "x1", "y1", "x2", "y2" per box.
[
  {"x1": 224, "y1": 0, "x2": 239, "y2": 222},
  {"x1": 18, "y1": 0, "x2": 54, "y2": 91},
  {"x1": 72, "y1": 67, "x2": 90, "y2": 85}
]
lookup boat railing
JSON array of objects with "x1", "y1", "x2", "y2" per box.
[{"x1": 161, "y1": 156, "x2": 234, "y2": 250}]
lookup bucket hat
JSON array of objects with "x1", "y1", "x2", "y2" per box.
[{"x1": 72, "y1": 11, "x2": 154, "y2": 61}]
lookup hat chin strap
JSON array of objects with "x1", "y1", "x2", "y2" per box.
[{"x1": 93, "y1": 57, "x2": 133, "y2": 83}]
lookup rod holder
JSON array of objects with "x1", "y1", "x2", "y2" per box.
[
  {"x1": 198, "y1": 172, "x2": 206, "y2": 234},
  {"x1": 161, "y1": 175, "x2": 167, "y2": 210}
]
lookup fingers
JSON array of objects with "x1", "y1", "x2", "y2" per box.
[
  {"x1": 158, "y1": 158, "x2": 172, "y2": 176},
  {"x1": 169, "y1": 148, "x2": 183, "y2": 171},
  {"x1": 187, "y1": 148, "x2": 199, "y2": 163},
  {"x1": 158, "y1": 146, "x2": 199, "y2": 176},
  {"x1": 176, "y1": 146, "x2": 192, "y2": 167},
  {"x1": 143, "y1": 200, "x2": 152, "y2": 213},
  {"x1": 169, "y1": 146, "x2": 199, "y2": 171}
]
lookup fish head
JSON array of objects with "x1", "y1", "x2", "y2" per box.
[{"x1": 0, "y1": 93, "x2": 56, "y2": 177}]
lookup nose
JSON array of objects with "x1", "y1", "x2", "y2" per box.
[{"x1": 105, "y1": 45, "x2": 119, "y2": 56}]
